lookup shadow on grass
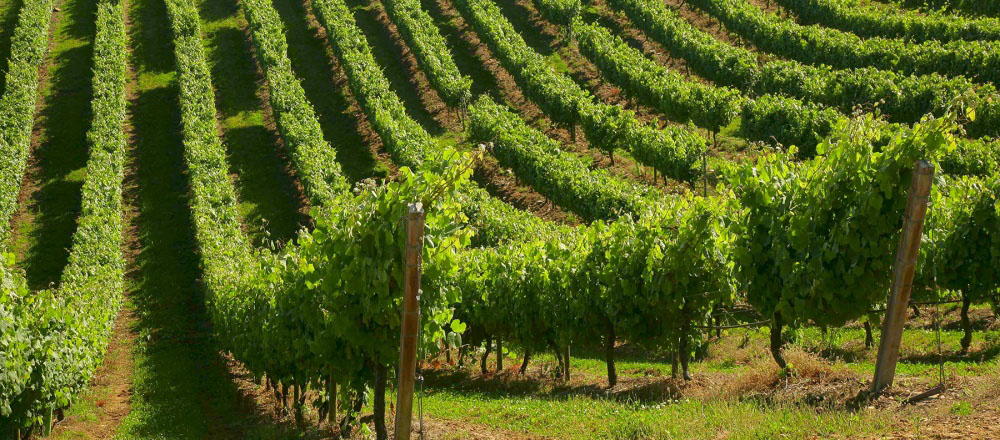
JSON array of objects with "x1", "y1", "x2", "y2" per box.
[
  {"x1": 20, "y1": 0, "x2": 96, "y2": 290},
  {"x1": 899, "y1": 341, "x2": 1000, "y2": 365},
  {"x1": 272, "y1": 0, "x2": 380, "y2": 183},
  {"x1": 941, "y1": 315, "x2": 997, "y2": 332},
  {"x1": 422, "y1": 367, "x2": 685, "y2": 406},
  {"x1": 809, "y1": 344, "x2": 871, "y2": 364}
]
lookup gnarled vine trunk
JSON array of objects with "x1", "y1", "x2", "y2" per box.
[
  {"x1": 496, "y1": 337, "x2": 503, "y2": 371},
  {"x1": 548, "y1": 339, "x2": 565, "y2": 379},
  {"x1": 961, "y1": 292, "x2": 973, "y2": 353},
  {"x1": 606, "y1": 320, "x2": 617, "y2": 388},
  {"x1": 679, "y1": 335, "x2": 692, "y2": 381},
  {"x1": 481, "y1": 335, "x2": 493, "y2": 375},
  {"x1": 340, "y1": 390, "x2": 366, "y2": 436},
  {"x1": 374, "y1": 364, "x2": 388, "y2": 440},
  {"x1": 679, "y1": 302, "x2": 693, "y2": 380},
  {"x1": 564, "y1": 344, "x2": 571, "y2": 381},
  {"x1": 770, "y1": 312, "x2": 787, "y2": 370},
  {"x1": 864, "y1": 319, "x2": 874, "y2": 349}
]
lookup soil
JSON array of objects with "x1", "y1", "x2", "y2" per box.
[
  {"x1": 517, "y1": 0, "x2": 751, "y2": 165},
  {"x1": 392, "y1": 417, "x2": 548, "y2": 440},
  {"x1": 349, "y1": 0, "x2": 583, "y2": 224}
]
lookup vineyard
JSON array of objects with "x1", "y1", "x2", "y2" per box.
[{"x1": 0, "y1": 0, "x2": 998, "y2": 438}]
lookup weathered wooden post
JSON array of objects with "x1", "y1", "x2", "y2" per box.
[
  {"x1": 872, "y1": 161, "x2": 934, "y2": 396},
  {"x1": 395, "y1": 203, "x2": 425, "y2": 440}
]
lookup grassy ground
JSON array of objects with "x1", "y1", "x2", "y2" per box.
[
  {"x1": 409, "y1": 307, "x2": 999, "y2": 439},
  {"x1": 11, "y1": 0, "x2": 95, "y2": 290},
  {"x1": 414, "y1": 386, "x2": 892, "y2": 439}
]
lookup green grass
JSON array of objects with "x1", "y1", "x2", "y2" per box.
[
  {"x1": 0, "y1": 0, "x2": 24, "y2": 95},
  {"x1": 792, "y1": 325, "x2": 1000, "y2": 377},
  {"x1": 406, "y1": 310, "x2": 998, "y2": 439},
  {"x1": 270, "y1": 0, "x2": 384, "y2": 183},
  {"x1": 195, "y1": 0, "x2": 306, "y2": 246},
  {"x1": 413, "y1": 385, "x2": 892, "y2": 439},
  {"x1": 11, "y1": 0, "x2": 95, "y2": 290},
  {"x1": 533, "y1": 322, "x2": 1000, "y2": 380}
]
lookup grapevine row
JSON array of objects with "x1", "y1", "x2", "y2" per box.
[
  {"x1": 454, "y1": 112, "x2": 994, "y2": 383},
  {"x1": 776, "y1": 0, "x2": 1000, "y2": 43},
  {"x1": 376, "y1": 0, "x2": 566, "y2": 244},
  {"x1": 1, "y1": 0, "x2": 129, "y2": 431},
  {"x1": 573, "y1": 20, "x2": 838, "y2": 156},
  {"x1": 574, "y1": 21, "x2": 741, "y2": 133},
  {"x1": 454, "y1": 0, "x2": 706, "y2": 183},
  {"x1": 686, "y1": 0, "x2": 1000, "y2": 86},
  {"x1": 161, "y1": 0, "x2": 259, "y2": 379},
  {"x1": 240, "y1": 0, "x2": 350, "y2": 206},
  {"x1": 922, "y1": 175, "x2": 1000, "y2": 352},
  {"x1": 468, "y1": 95, "x2": 659, "y2": 221},
  {"x1": 456, "y1": 194, "x2": 733, "y2": 386},
  {"x1": 532, "y1": 0, "x2": 582, "y2": 26},
  {"x1": 382, "y1": 0, "x2": 472, "y2": 108},
  {"x1": 574, "y1": 19, "x2": 998, "y2": 170},
  {"x1": 729, "y1": 112, "x2": 997, "y2": 367},
  {"x1": 0, "y1": 0, "x2": 56, "y2": 245},
  {"x1": 311, "y1": 0, "x2": 563, "y2": 246},
  {"x1": 177, "y1": 0, "x2": 1000, "y2": 404},
  {"x1": 161, "y1": 0, "x2": 546, "y2": 430},
  {"x1": 183, "y1": 0, "x2": 568, "y2": 398},
  {"x1": 607, "y1": 0, "x2": 1000, "y2": 140}
]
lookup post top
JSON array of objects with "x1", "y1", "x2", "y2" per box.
[
  {"x1": 914, "y1": 160, "x2": 935, "y2": 174},
  {"x1": 408, "y1": 202, "x2": 424, "y2": 214}
]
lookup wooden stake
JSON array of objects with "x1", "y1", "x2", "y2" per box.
[
  {"x1": 496, "y1": 337, "x2": 503, "y2": 371},
  {"x1": 872, "y1": 161, "x2": 934, "y2": 396},
  {"x1": 395, "y1": 203, "x2": 425, "y2": 440}
]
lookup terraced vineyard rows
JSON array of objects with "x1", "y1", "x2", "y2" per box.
[{"x1": 1, "y1": 0, "x2": 998, "y2": 438}]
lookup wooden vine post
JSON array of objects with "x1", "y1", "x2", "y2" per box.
[
  {"x1": 871, "y1": 161, "x2": 935, "y2": 396},
  {"x1": 395, "y1": 203, "x2": 425, "y2": 440}
]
